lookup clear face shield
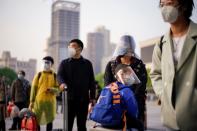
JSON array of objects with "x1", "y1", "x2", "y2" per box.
[
  {"x1": 113, "y1": 35, "x2": 136, "y2": 58},
  {"x1": 42, "y1": 60, "x2": 52, "y2": 71},
  {"x1": 116, "y1": 66, "x2": 141, "y2": 86}
]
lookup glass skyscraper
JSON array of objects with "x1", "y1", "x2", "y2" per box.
[{"x1": 47, "y1": 0, "x2": 80, "y2": 71}]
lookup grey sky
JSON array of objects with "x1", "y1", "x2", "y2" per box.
[{"x1": 0, "y1": 0, "x2": 196, "y2": 70}]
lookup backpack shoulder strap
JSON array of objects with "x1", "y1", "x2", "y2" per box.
[
  {"x1": 37, "y1": 72, "x2": 42, "y2": 81},
  {"x1": 108, "y1": 82, "x2": 121, "y2": 104},
  {"x1": 109, "y1": 82, "x2": 127, "y2": 131},
  {"x1": 37, "y1": 72, "x2": 56, "y2": 80},
  {"x1": 53, "y1": 72, "x2": 56, "y2": 80},
  {"x1": 159, "y1": 35, "x2": 164, "y2": 53}
]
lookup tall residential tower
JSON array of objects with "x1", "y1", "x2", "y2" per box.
[{"x1": 46, "y1": 0, "x2": 80, "y2": 71}]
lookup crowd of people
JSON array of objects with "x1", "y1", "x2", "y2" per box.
[
  {"x1": 0, "y1": 0, "x2": 196, "y2": 131},
  {"x1": 0, "y1": 35, "x2": 147, "y2": 131}
]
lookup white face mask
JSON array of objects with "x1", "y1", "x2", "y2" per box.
[
  {"x1": 43, "y1": 64, "x2": 50, "y2": 71},
  {"x1": 18, "y1": 74, "x2": 24, "y2": 80},
  {"x1": 161, "y1": 5, "x2": 179, "y2": 23},
  {"x1": 68, "y1": 47, "x2": 76, "y2": 57},
  {"x1": 42, "y1": 61, "x2": 52, "y2": 71}
]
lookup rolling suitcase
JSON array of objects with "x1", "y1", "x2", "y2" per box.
[{"x1": 62, "y1": 89, "x2": 68, "y2": 131}]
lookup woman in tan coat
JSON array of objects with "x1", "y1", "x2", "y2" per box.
[{"x1": 150, "y1": 0, "x2": 197, "y2": 130}]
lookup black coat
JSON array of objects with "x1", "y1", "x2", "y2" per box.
[
  {"x1": 57, "y1": 56, "x2": 96, "y2": 101},
  {"x1": 11, "y1": 78, "x2": 31, "y2": 104},
  {"x1": 104, "y1": 57, "x2": 147, "y2": 95},
  {"x1": 104, "y1": 57, "x2": 147, "y2": 118}
]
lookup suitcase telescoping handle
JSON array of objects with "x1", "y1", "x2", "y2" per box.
[{"x1": 62, "y1": 86, "x2": 68, "y2": 131}]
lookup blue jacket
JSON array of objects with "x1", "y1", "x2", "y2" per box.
[{"x1": 116, "y1": 82, "x2": 138, "y2": 118}]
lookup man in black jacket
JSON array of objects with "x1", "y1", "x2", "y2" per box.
[
  {"x1": 57, "y1": 39, "x2": 96, "y2": 131},
  {"x1": 9, "y1": 70, "x2": 31, "y2": 130}
]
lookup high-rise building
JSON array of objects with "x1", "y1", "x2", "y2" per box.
[
  {"x1": 95, "y1": 26, "x2": 116, "y2": 73},
  {"x1": 101, "y1": 42, "x2": 116, "y2": 73},
  {"x1": 95, "y1": 26, "x2": 111, "y2": 56},
  {"x1": 46, "y1": 0, "x2": 80, "y2": 71},
  {"x1": 87, "y1": 32, "x2": 104, "y2": 75},
  {"x1": 139, "y1": 36, "x2": 160, "y2": 68},
  {"x1": 0, "y1": 51, "x2": 37, "y2": 82},
  {"x1": 86, "y1": 26, "x2": 115, "y2": 74}
]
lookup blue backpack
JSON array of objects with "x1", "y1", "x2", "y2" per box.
[{"x1": 89, "y1": 83, "x2": 126, "y2": 127}]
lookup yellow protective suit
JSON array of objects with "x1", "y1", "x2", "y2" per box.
[{"x1": 30, "y1": 71, "x2": 59, "y2": 125}]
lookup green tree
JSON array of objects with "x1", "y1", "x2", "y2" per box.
[
  {"x1": 146, "y1": 68, "x2": 153, "y2": 93},
  {"x1": 0, "y1": 67, "x2": 17, "y2": 86},
  {"x1": 95, "y1": 73, "x2": 104, "y2": 88}
]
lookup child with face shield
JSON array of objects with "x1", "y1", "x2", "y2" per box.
[
  {"x1": 90, "y1": 64, "x2": 144, "y2": 131},
  {"x1": 115, "y1": 64, "x2": 141, "y2": 86},
  {"x1": 114, "y1": 64, "x2": 144, "y2": 131}
]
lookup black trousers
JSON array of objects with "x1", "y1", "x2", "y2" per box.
[
  {"x1": 0, "y1": 120, "x2": 5, "y2": 131},
  {"x1": 127, "y1": 116, "x2": 144, "y2": 131},
  {"x1": 38, "y1": 122, "x2": 53, "y2": 131},
  {"x1": 0, "y1": 104, "x2": 6, "y2": 131},
  {"x1": 136, "y1": 95, "x2": 146, "y2": 126},
  {"x1": 67, "y1": 99, "x2": 89, "y2": 131}
]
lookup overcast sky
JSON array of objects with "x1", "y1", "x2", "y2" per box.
[{"x1": 0, "y1": 0, "x2": 196, "y2": 70}]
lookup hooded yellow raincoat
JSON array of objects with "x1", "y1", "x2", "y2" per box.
[{"x1": 30, "y1": 71, "x2": 59, "y2": 125}]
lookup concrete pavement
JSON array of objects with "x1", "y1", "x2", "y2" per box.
[{"x1": 5, "y1": 101, "x2": 165, "y2": 131}]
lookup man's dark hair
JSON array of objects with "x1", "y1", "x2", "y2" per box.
[
  {"x1": 178, "y1": 0, "x2": 194, "y2": 19},
  {"x1": 69, "y1": 39, "x2": 84, "y2": 50},
  {"x1": 18, "y1": 70, "x2": 25, "y2": 76},
  {"x1": 43, "y1": 56, "x2": 54, "y2": 65},
  {"x1": 159, "y1": 0, "x2": 195, "y2": 19}
]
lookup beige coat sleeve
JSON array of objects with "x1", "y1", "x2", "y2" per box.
[{"x1": 150, "y1": 41, "x2": 163, "y2": 99}]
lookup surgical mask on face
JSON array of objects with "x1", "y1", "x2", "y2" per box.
[
  {"x1": 42, "y1": 62, "x2": 51, "y2": 71},
  {"x1": 122, "y1": 75, "x2": 135, "y2": 86},
  {"x1": 68, "y1": 47, "x2": 76, "y2": 57},
  {"x1": 18, "y1": 74, "x2": 24, "y2": 80},
  {"x1": 161, "y1": 5, "x2": 178, "y2": 23}
]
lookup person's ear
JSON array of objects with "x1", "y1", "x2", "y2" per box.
[
  {"x1": 76, "y1": 47, "x2": 82, "y2": 53},
  {"x1": 115, "y1": 74, "x2": 119, "y2": 80},
  {"x1": 79, "y1": 47, "x2": 82, "y2": 52},
  {"x1": 114, "y1": 75, "x2": 117, "y2": 79}
]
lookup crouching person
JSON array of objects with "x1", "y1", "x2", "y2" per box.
[{"x1": 90, "y1": 64, "x2": 144, "y2": 131}]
